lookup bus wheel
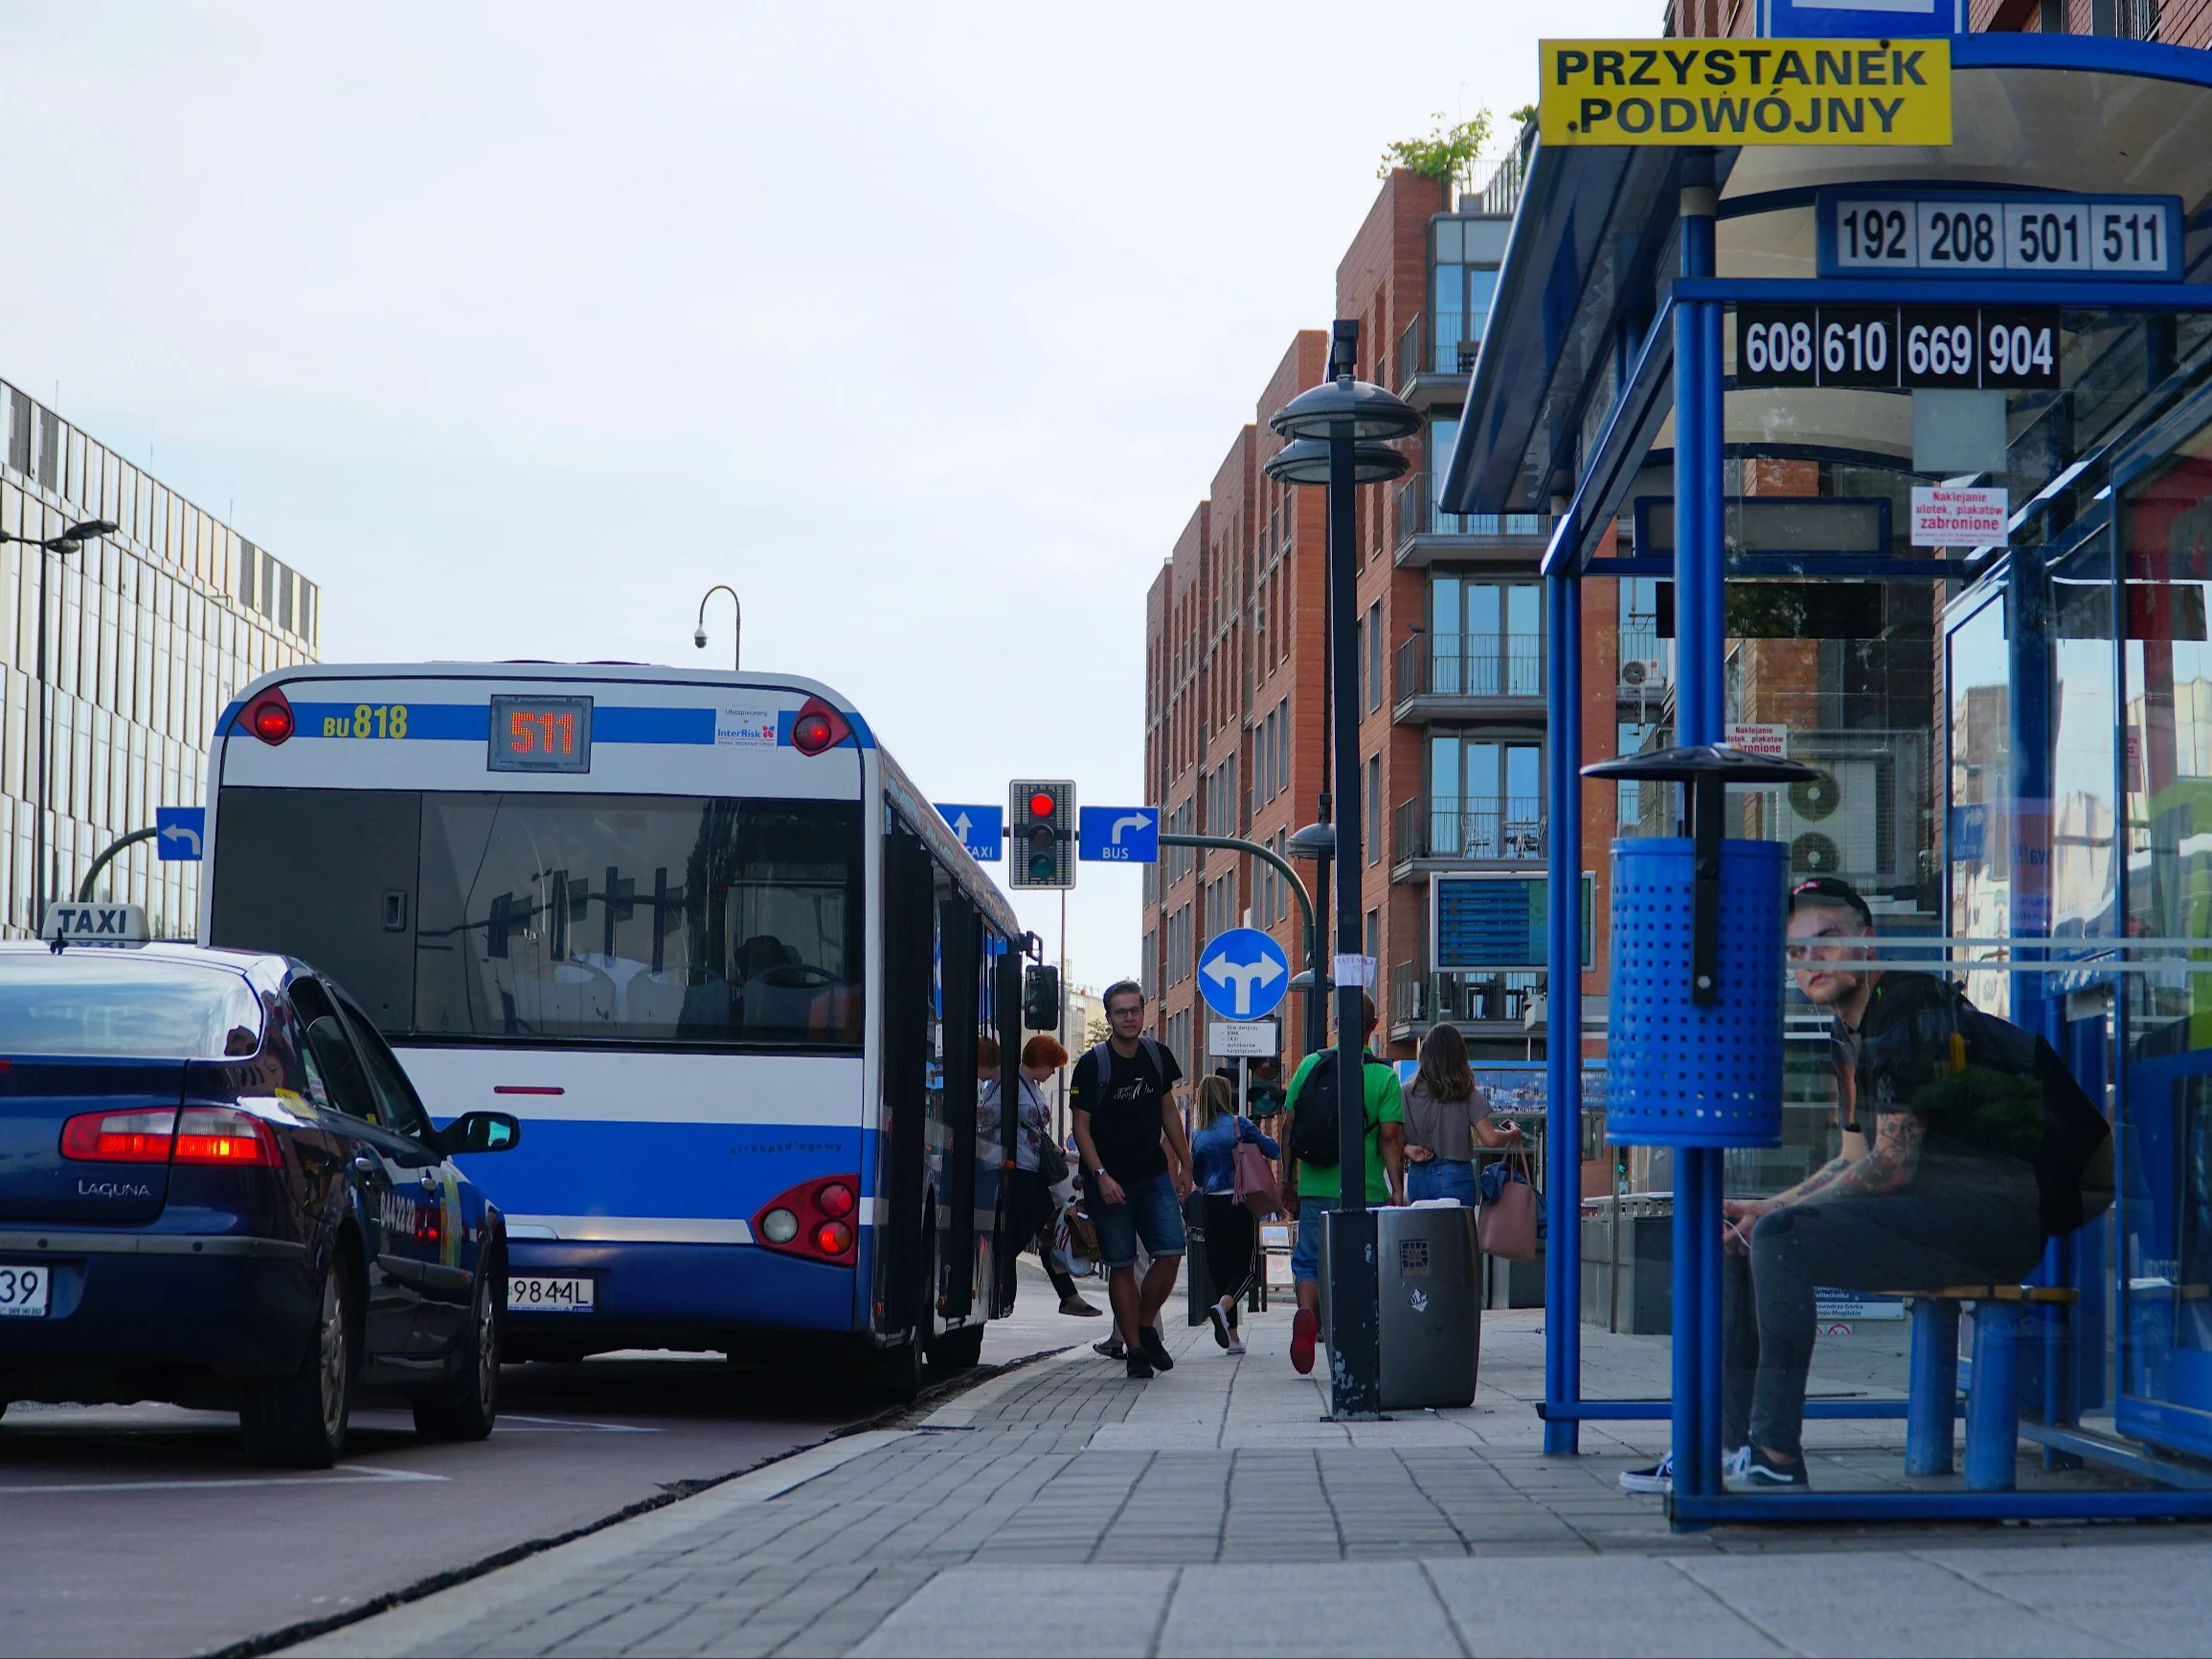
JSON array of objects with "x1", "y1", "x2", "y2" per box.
[
  {"x1": 869, "y1": 1334, "x2": 924, "y2": 1404},
  {"x1": 926, "y1": 1324, "x2": 983, "y2": 1374}
]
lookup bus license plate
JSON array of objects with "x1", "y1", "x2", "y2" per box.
[
  {"x1": 0, "y1": 1265, "x2": 50, "y2": 1317},
  {"x1": 508, "y1": 1275, "x2": 595, "y2": 1313}
]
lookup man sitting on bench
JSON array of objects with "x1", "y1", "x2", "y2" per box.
[{"x1": 1715, "y1": 876, "x2": 2048, "y2": 1491}]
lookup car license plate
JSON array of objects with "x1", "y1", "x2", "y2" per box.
[
  {"x1": 0, "y1": 1265, "x2": 50, "y2": 1318},
  {"x1": 508, "y1": 1275, "x2": 594, "y2": 1312}
]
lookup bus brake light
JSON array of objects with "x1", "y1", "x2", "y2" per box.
[
  {"x1": 242, "y1": 687, "x2": 295, "y2": 746},
  {"x1": 790, "y1": 697, "x2": 851, "y2": 756},
  {"x1": 752, "y1": 1174, "x2": 861, "y2": 1264}
]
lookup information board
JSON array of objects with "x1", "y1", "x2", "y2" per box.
[
  {"x1": 1735, "y1": 304, "x2": 2060, "y2": 392},
  {"x1": 1818, "y1": 191, "x2": 2181, "y2": 280}
]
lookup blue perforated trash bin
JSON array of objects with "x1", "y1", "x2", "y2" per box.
[{"x1": 1605, "y1": 837, "x2": 1786, "y2": 1149}]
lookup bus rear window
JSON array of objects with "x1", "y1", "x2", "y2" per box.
[{"x1": 413, "y1": 795, "x2": 863, "y2": 1048}]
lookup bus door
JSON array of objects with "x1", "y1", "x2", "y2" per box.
[
  {"x1": 991, "y1": 948, "x2": 1023, "y2": 1317},
  {"x1": 937, "y1": 896, "x2": 982, "y2": 1321},
  {"x1": 879, "y1": 829, "x2": 934, "y2": 1336}
]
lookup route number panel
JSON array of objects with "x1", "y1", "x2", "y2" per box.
[
  {"x1": 1735, "y1": 303, "x2": 2060, "y2": 392},
  {"x1": 1819, "y1": 191, "x2": 2180, "y2": 280}
]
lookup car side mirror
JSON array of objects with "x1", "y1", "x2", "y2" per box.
[{"x1": 435, "y1": 1111, "x2": 523, "y2": 1155}]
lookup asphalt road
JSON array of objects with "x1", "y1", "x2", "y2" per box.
[{"x1": 0, "y1": 1263, "x2": 1095, "y2": 1659}]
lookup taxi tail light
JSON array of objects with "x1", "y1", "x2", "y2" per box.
[
  {"x1": 753, "y1": 1175, "x2": 861, "y2": 1263},
  {"x1": 60, "y1": 1108, "x2": 178, "y2": 1163},
  {"x1": 241, "y1": 686, "x2": 295, "y2": 746},
  {"x1": 171, "y1": 1107, "x2": 282, "y2": 1167},
  {"x1": 789, "y1": 697, "x2": 851, "y2": 757}
]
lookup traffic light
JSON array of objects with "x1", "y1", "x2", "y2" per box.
[
  {"x1": 1023, "y1": 964, "x2": 1061, "y2": 1031},
  {"x1": 1008, "y1": 779, "x2": 1075, "y2": 889}
]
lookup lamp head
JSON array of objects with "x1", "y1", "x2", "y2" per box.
[
  {"x1": 693, "y1": 627, "x2": 709, "y2": 650},
  {"x1": 1287, "y1": 822, "x2": 1336, "y2": 862}
]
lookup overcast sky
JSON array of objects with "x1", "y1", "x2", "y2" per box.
[{"x1": 2, "y1": 0, "x2": 1657, "y2": 986}]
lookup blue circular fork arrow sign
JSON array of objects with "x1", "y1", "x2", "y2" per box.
[{"x1": 1196, "y1": 927, "x2": 1292, "y2": 1022}]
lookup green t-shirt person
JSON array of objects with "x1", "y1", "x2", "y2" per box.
[{"x1": 1283, "y1": 1047, "x2": 1407, "y2": 1204}]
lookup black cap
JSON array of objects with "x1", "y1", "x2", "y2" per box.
[{"x1": 1788, "y1": 875, "x2": 1872, "y2": 929}]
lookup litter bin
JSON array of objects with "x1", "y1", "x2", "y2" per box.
[{"x1": 1320, "y1": 1203, "x2": 1481, "y2": 1409}]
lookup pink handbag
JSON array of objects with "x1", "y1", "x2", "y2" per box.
[
  {"x1": 1477, "y1": 1151, "x2": 1540, "y2": 1261},
  {"x1": 1231, "y1": 1135, "x2": 1282, "y2": 1217}
]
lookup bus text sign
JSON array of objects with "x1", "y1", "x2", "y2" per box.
[{"x1": 1540, "y1": 39, "x2": 1951, "y2": 146}]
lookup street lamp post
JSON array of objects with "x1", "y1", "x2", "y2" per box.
[
  {"x1": 1286, "y1": 819, "x2": 1336, "y2": 1057},
  {"x1": 1, "y1": 517, "x2": 118, "y2": 933},
  {"x1": 1264, "y1": 320, "x2": 1418, "y2": 1420},
  {"x1": 693, "y1": 583, "x2": 741, "y2": 670}
]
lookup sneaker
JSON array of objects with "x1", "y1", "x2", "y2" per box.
[
  {"x1": 1059, "y1": 1296, "x2": 1104, "y2": 1317},
  {"x1": 1618, "y1": 1453, "x2": 1674, "y2": 1494},
  {"x1": 1207, "y1": 1304, "x2": 1231, "y2": 1349},
  {"x1": 1137, "y1": 1325, "x2": 1176, "y2": 1372},
  {"x1": 1723, "y1": 1447, "x2": 1810, "y2": 1492},
  {"x1": 1290, "y1": 1308, "x2": 1319, "y2": 1376},
  {"x1": 1225, "y1": 1336, "x2": 1247, "y2": 1356},
  {"x1": 1125, "y1": 1351, "x2": 1154, "y2": 1380},
  {"x1": 1094, "y1": 1334, "x2": 1125, "y2": 1359}
]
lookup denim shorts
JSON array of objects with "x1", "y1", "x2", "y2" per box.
[
  {"x1": 1407, "y1": 1159, "x2": 1478, "y2": 1206},
  {"x1": 1087, "y1": 1171, "x2": 1186, "y2": 1269},
  {"x1": 1291, "y1": 1194, "x2": 1337, "y2": 1284}
]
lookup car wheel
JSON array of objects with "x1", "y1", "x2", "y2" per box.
[
  {"x1": 240, "y1": 1263, "x2": 352, "y2": 1468},
  {"x1": 414, "y1": 1242, "x2": 503, "y2": 1442}
]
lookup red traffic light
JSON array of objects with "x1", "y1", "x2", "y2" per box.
[{"x1": 1027, "y1": 791, "x2": 1056, "y2": 819}]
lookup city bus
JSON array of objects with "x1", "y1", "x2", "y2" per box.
[{"x1": 199, "y1": 662, "x2": 1024, "y2": 1396}]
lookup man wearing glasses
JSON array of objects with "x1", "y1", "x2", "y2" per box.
[
  {"x1": 1070, "y1": 980, "x2": 1193, "y2": 1380},
  {"x1": 1623, "y1": 875, "x2": 2046, "y2": 1494}
]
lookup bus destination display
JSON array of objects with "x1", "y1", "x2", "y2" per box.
[
  {"x1": 1818, "y1": 191, "x2": 2180, "y2": 280},
  {"x1": 488, "y1": 695, "x2": 594, "y2": 773},
  {"x1": 1735, "y1": 304, "x2": 2060, "y2": 392}
]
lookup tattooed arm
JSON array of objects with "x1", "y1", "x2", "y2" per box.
[{"x1": 1819, "y1": 1109, "x2": 1924, "y2": 1199}]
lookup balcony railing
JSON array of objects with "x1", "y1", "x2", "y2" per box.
[
  {"x1": 1395, "y1": 318, "x2": 1481, "y2": 390},
  {"x1": 1395, "y1": 474, "x2": 1551, "y2": 544},
  {"x1": 1390, "y1": 961, "x2": 1545, "y2": 1026},
  {"x1": 1392, "y1": 795, "x2": 1546, "y2": 863},
  {"x1": 1394, "y1": 634, "x2": 1544, "y2": 704}
]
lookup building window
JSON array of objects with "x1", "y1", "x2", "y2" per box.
[
  {"x1": 1432, "y1": 261, "x2": 1501, "y2": 374},
  {"x1": 1428, "y1": 574, "x2": 1542, "y2": 696},
  {"x1": 1366, "y1": 908, "x2": 1380, "y2": 972},
  {"x1": 1428, "y1": 732, "x2": 1545, "y2": 860},
  {"x1": 1366, "y1": 601, "x2": 1384, "y2": 711},
  {"x1": 1367, "y1": 755, "x2": 1381, "y2": 864},
  {"x1": 1617, "y1": 720, "x2": 1659, "y2": 835},
  {"x1": 1618, "y1": 574, "x2": 1673, "y2": 696}
]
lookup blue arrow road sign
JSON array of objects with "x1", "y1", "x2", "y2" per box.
[
  {"x1": 1078, "y1": 805, "x2": 1158, "y2": 863},
  {"x1": 155, "y1": 806, "x2": 205, "y2": 862},
  {"x1": 936, "y1": 802, "x2": 1003, "y2": 863},
  {"x1": 1196, "y1": 927, "x2": 1291, "y2": 1022},
  {"x1": 1760, "y1": 0, "x2": 1961, "y2": 36}
]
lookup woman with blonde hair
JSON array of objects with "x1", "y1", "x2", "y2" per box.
[
  {"x1": 1403, "y1": 1021, "x2": 1520, "y2": 1205},
  {"x1": 1187, "y1": 1073, "x2": 1278, "y2": 1355}
]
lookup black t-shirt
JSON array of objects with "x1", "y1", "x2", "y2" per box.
[{"x1": 1071, "y1": 1039, "x2": 1183, "y2": 1185}]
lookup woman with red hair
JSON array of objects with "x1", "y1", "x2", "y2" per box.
[{"x1": 988, "y1": 1034, "x2": 1100, "y2": 1316}]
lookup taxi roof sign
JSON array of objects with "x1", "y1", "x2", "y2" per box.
[
  {"x1": 1539, "y1": 39, "x2": 1952, "y2": 146},
  {"x1": 41, "y1": 902, "x2": 148, "y2": 946}
]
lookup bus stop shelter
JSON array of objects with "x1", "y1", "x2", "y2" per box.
[{"x1": 1444, "y1": 30, "x2": 2212, "y2": 1525}]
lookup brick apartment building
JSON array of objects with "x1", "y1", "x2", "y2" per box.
[{"x1": 1141, "y1": 155, "x2": 1627, "y2": 1079}]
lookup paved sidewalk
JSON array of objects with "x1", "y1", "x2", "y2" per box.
[{"x1": 291, "y1": 1301, "x2": 2212, "y2": 1657}]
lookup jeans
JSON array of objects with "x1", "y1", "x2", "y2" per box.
[
  {"x1": 1291, "y1": 1194, "x2": 1336, "y2": 1285},
  {"x1": 1722, "y1": 1159, "x2": 2042, "y2": 1462},
  {"x1": 1408, "y1": 1159, "x2": 1478, "y2": 1206},
  {"x1": 999, "y1": 1167, "x2": 1079, "y2": 1311},
  {"x1": 1087, "y1": 1171, "x2": 1186, "y2": 1270}
]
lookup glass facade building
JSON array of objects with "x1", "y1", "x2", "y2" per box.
[{"x1": 0, "y1": 382, "x2": 318, "y2": 937}]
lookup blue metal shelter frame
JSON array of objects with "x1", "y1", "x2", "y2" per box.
[{"x1": 1455, "y1": 32, "x2": 2212, "y2": 1527}]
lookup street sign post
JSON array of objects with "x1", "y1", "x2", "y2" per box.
[
  {"x1": 1196, "y1": 927, "x2": 1292, "y2": 1023},
  {"x1": 1077, "y1": 805, "x2": 1158, "y2": 863},
  {"x1": 935, "y1": 802, "x2": 1003, "y2": 863},
  {"x1": 155, "y1": 806, "x2": 205, "y2": 862}
]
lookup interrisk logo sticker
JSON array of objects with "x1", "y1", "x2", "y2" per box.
[{"x1": 1540, "y1": 39, "x2": 1951, "y2": 146}]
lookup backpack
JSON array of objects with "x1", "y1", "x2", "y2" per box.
[
  {"x1": 1857, "y1": 974, "x2": 2114, "y2": 1238},
  {"x1": 1287, "y1": 1050, "x2": 1344, "y2": 1169}
]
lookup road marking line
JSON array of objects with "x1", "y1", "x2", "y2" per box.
[
  {"x1": 495, "y1": 1414, "x2": 661, "y2": 1434},
  {"x1": 0, "y1": 1462, "x2": 448, "y2": 1495}
]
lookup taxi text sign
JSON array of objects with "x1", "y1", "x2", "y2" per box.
[{"x1": 1539, "y1": 40, "x2": 1951, "y2": 146}]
